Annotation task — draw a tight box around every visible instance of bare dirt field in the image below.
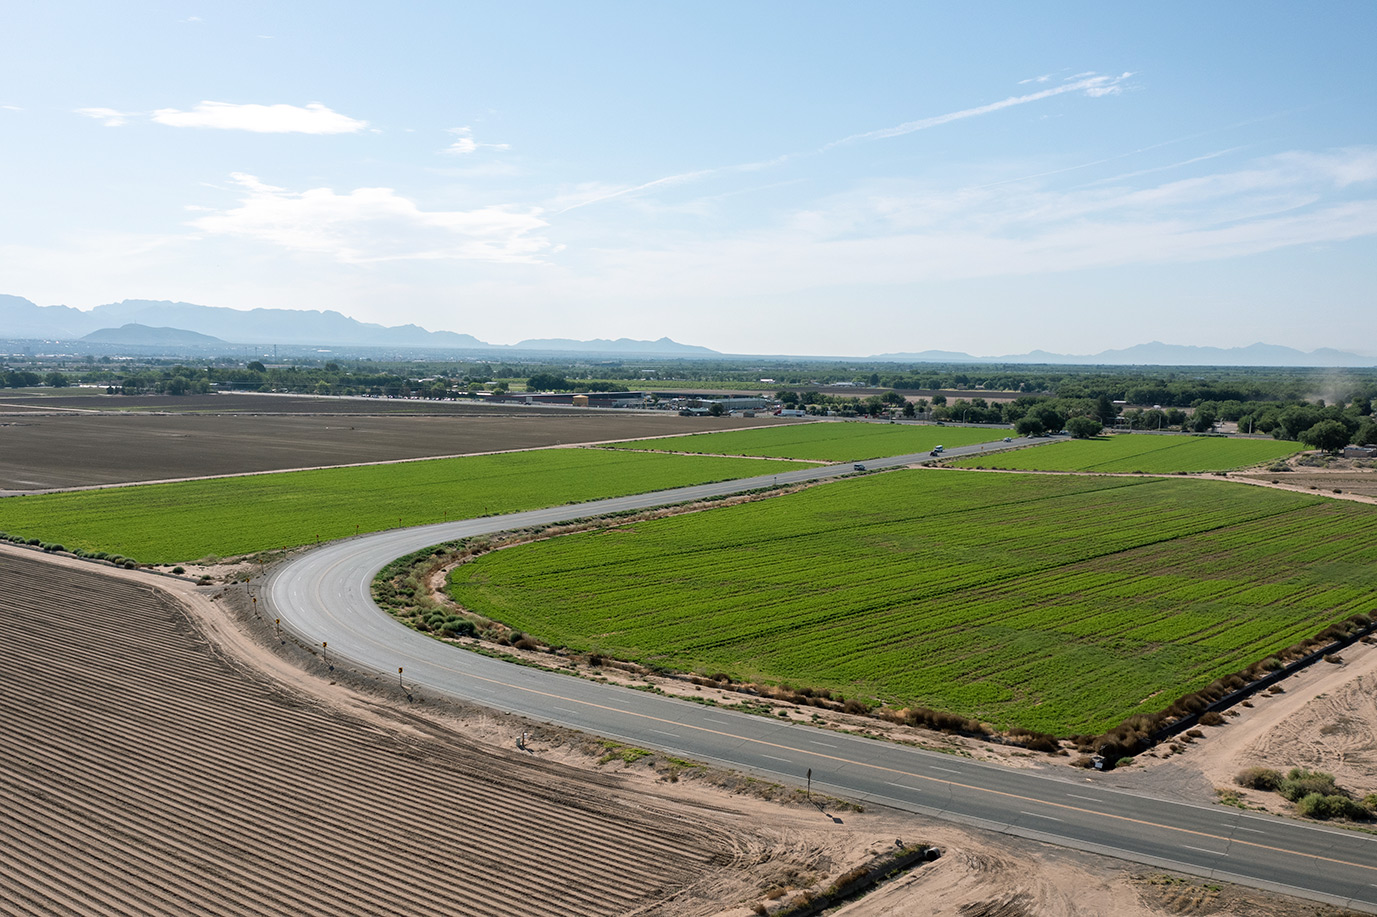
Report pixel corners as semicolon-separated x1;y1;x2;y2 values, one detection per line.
2;544;1365;917
0;545;741;916
0;392;531;414
0;395;783;491
1237;453;1377;499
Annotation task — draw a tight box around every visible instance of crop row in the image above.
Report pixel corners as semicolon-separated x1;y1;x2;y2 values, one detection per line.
0;449;799;564
602;421;998;462
949;433;1301;474
447;471;1372;734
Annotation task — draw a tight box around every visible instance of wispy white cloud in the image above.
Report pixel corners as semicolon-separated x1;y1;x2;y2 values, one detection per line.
547;147;1377;306
189;173;550;263
1;104;22;112
442;126;511;155
76;107;136;126
822;72;1131;149
558;72;1132;213
1018;73;1053;85
151;101;367;133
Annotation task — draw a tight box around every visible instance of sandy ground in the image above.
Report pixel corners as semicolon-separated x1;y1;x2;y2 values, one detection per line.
1237;453;1377;500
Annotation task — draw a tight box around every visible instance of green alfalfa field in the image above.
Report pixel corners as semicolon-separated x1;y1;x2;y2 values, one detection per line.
949;433;1302;474
448;470;1377;735
0;449;805;564
602;420;998;462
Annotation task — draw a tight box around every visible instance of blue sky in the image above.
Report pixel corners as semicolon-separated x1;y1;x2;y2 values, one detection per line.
3;2;1375;356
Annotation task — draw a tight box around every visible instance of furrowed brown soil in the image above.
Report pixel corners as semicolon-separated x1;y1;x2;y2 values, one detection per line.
0;545;736;916
0;395;782;490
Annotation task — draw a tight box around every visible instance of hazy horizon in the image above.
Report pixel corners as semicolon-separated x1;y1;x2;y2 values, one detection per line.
4;3;1375;357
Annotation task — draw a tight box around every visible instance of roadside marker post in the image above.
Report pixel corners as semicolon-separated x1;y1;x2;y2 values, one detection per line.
807;768;812;799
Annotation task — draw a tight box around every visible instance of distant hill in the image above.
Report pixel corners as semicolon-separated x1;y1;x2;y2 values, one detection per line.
0;294;715;355
82;324;225;346
4;293;1373;365
514;336;717;355
871;340;1376;368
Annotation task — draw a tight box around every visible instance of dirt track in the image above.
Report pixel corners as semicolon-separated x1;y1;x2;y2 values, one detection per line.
0;547;738;916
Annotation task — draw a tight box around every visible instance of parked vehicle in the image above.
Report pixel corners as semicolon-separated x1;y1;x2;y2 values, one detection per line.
853;463;866;471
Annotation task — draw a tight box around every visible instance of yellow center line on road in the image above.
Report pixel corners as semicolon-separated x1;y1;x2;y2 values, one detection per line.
403;645;1377;875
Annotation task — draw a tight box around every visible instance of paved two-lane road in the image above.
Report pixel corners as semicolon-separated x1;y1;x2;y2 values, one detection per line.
264;439;1377;913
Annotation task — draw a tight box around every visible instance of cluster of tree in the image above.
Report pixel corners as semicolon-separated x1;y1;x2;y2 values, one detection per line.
524;373;630;393
773;389;1114;437
2;370;48;388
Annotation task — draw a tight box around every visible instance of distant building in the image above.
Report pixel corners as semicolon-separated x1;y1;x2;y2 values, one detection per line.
1343;444;1376;459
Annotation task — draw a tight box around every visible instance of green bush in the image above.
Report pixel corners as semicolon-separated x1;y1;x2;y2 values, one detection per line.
441;619;476;638
1296;793;1368;821
1235;767;1283;791
1279;768;1340;802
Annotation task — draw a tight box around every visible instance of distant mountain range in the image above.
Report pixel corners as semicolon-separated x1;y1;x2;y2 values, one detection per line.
0;295;711;356
871;342;1377;368
2;294;1372;366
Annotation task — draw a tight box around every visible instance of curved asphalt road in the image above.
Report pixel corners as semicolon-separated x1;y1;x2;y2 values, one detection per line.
264;439;1377;913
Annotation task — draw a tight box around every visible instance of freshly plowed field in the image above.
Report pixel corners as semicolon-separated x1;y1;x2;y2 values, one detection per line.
0;403;781;491
0;548;733;916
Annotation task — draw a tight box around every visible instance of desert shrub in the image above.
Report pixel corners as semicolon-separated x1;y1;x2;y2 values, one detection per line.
121;559;137;569
1007;727;1062;753
1186;729;1204;739
843;697;872;716
1324;654;1343;664
1071;756;1094;768
1296;793;1368;821
1199;711;1226;726
1115;756;1135;768
1235;767;1283;791
514;637;540;651
899;705;986;735
172;566;185;575
1279;768;1340;802
441;619;476;638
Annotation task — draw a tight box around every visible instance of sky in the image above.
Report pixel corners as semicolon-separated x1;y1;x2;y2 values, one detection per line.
3;2;1376;357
